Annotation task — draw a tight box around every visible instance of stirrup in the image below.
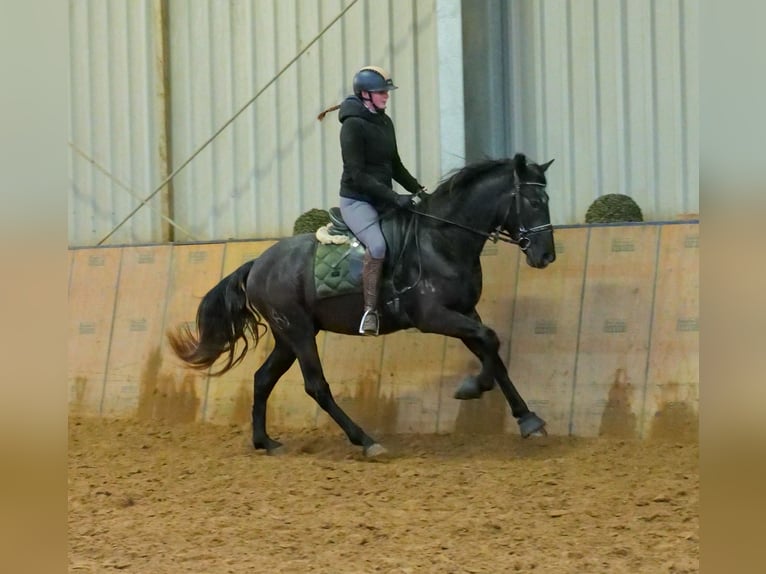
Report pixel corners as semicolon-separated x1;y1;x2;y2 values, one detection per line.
359;309;379;336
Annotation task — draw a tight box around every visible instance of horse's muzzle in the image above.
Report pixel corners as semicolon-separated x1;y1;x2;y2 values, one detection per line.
527;250;556;269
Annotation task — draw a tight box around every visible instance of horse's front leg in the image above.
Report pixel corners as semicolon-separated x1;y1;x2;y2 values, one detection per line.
415;307;546;437
453;336;496;400
438;309;496;399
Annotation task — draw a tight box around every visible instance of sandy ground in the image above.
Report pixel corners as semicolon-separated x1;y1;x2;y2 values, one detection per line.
69;417;698;573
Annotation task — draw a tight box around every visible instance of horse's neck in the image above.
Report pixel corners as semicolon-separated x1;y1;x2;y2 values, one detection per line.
424;189;500;259
431;178;503;226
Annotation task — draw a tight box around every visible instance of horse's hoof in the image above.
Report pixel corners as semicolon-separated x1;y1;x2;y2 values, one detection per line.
254;437;284;453
517;412;547;438
453;376;492;400
267;444;287;456
364;443;388;459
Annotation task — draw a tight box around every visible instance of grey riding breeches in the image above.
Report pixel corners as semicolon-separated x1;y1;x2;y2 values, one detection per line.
339;197;386;259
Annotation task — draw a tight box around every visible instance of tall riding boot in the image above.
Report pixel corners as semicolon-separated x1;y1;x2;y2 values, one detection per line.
359;251;384;335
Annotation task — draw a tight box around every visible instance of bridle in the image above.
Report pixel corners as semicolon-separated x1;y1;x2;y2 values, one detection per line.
410;171;553;251
388;170;552;300
499;171;553;250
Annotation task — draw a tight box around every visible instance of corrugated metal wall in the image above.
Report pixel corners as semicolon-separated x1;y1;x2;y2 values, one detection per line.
68;0;440;246
69;0;169;246
464;0;698;223
68;0;698;246
514;0;699;223
168;0;439;242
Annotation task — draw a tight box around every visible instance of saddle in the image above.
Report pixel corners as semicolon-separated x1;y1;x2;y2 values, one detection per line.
312;207;413;302
313;207;355;245
327;207;351;234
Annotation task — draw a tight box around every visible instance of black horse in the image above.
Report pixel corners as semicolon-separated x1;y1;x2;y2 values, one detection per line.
169;153;556;457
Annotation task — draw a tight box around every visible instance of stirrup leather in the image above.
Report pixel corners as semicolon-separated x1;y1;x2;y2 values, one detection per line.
359;308;379;335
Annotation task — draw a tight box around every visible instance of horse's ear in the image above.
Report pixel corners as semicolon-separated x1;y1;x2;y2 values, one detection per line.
512;153;528;169
539;158;555;172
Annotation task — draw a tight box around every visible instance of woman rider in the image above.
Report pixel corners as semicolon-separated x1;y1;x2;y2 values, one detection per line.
335;66;426;335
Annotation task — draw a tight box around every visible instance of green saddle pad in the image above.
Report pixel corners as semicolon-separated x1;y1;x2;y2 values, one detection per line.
314;242;366;299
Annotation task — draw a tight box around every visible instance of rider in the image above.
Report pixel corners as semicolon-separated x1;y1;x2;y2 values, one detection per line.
334;66;427;336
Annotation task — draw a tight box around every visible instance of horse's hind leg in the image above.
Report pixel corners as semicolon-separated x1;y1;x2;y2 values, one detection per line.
251;339;296;453
286;331;382;456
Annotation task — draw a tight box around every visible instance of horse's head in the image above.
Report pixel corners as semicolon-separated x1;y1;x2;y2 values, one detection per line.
423;155;556;268
502;154;556;269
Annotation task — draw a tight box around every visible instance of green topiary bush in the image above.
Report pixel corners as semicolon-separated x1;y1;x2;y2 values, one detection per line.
293;208;331;236
585;194;644;223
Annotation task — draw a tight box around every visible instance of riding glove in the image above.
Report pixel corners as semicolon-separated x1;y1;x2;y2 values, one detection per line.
394;194;413;209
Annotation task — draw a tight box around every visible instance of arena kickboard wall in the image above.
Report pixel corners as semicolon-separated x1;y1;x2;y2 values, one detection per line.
68;223;699;438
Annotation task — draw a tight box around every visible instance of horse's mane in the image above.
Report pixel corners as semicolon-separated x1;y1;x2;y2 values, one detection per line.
431;158;515;199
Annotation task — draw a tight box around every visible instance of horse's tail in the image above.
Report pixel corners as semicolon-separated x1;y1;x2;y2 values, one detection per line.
167;260;267;376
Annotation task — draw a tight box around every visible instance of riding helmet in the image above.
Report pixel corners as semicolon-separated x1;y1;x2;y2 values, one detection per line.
352;66;398;96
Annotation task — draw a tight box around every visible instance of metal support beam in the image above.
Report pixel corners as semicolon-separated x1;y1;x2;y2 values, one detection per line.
152;0;174;242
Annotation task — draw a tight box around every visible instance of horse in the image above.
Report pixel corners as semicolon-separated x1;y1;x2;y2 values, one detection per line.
168;153;556;457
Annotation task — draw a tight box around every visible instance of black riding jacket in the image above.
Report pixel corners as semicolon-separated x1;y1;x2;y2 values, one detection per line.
338;95;422;211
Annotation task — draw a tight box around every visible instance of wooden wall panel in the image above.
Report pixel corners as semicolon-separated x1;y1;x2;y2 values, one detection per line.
570;226;660;437
69;223;699;439
378;331;445;434
150;244;226;423
68;248;122;415
508;228;589;435
102;246;172;417
67;249;75;294
641;224;699;439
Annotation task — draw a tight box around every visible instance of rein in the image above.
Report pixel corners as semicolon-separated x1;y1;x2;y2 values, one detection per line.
409;176;552;251
349;172;553;301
